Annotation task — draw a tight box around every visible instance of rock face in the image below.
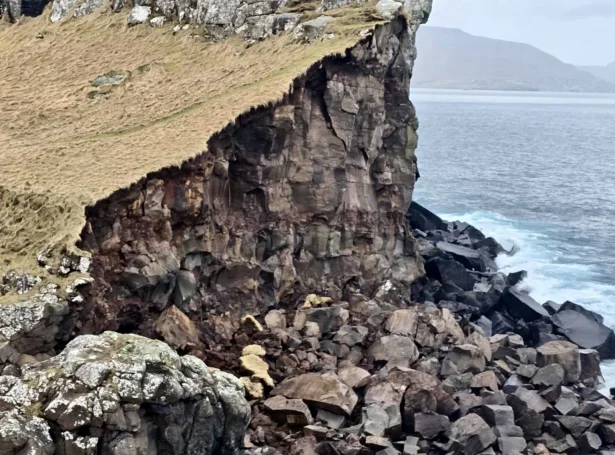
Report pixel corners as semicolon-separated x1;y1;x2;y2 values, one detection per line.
77;12;427;337
0;332;250;455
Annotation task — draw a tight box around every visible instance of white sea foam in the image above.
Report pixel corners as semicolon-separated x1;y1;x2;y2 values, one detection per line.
440;210;615;391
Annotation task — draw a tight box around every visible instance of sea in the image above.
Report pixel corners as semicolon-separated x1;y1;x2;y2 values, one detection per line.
411;88;615;388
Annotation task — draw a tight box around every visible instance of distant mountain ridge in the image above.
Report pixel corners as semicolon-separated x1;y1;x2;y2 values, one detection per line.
413;26;615;93
578;61;615;85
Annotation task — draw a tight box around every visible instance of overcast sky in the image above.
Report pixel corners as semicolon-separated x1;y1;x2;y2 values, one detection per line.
428;0;615;66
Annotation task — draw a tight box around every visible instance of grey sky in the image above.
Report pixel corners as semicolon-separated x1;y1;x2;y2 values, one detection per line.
428;0;615;66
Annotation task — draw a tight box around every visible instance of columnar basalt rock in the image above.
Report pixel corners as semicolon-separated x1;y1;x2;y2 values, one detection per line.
77;11;427;337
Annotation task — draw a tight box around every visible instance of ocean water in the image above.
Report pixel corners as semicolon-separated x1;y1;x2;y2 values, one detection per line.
411;89;615;387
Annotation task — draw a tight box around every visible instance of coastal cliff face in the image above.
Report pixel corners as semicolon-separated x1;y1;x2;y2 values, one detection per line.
76;13;425;336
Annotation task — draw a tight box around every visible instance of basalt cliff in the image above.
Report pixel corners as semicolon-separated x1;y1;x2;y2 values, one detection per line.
4;2;615;455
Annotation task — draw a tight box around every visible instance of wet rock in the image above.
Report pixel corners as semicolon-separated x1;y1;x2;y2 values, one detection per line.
413;412;450;439
367;335;419;368
272;373;357;416
552;307;615;360
407;202;447;232
536;341;581;383
425;258;477;291
436;241;496;272
500;287;550;321
579;348;601;380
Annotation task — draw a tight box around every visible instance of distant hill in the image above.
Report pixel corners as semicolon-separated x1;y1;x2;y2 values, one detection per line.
413;27;615;93
578;61;615;85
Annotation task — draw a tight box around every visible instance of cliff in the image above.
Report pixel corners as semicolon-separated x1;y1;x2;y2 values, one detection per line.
1;1;433;454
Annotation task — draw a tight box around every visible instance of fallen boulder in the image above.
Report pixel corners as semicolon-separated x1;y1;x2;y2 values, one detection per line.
536;340;581;383
500;287;550;321
272;372;358;416
408;202;447;232
552;307;615;360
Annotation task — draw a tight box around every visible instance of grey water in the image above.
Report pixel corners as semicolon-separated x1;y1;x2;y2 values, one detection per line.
411;88;615;385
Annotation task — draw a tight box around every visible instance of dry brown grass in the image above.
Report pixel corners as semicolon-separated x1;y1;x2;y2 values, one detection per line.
0;2;385;274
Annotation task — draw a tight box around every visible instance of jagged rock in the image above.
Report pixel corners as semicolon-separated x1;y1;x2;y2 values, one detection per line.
264;310;287;330
454;391;483;416
547;434;577;453
334;325;368;347
271;373;357;416
413;412;450;439
1;332;250;455
579;348;601;380
367;335;419;368
292;15;336;42
471;371;500;391
552;307;615;359
0;410;53;455
305;307;349;335
337;366;370;389
263;395;314;426
500;287;550;321
153;305;199;349
442;344;486;375
385;309;418;336
407;202;447;232
436;241;496;272
497;437;527;455
474;405;515;427
578;432;602;452
0;285;69;357
557;416;593;438
448;414;490;443
536;341;581;383
425;257;477;291
531;364;565;388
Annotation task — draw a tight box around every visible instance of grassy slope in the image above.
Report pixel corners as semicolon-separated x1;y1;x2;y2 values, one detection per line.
0;3;385;273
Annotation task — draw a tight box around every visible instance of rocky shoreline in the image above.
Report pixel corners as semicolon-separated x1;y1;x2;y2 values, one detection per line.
3;0;615;454
4;202;615;455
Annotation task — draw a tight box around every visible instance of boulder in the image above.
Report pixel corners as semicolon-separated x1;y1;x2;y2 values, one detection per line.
448;414;490;443
385;309;418;337
127;5;150;25
579;348;601;380
436;241;496;272
474;405;515;427
367;335;419;368
442;344;486;375
264;395;314;426
337;366;370;389
531;364;565;388
498;437;527;455
552;308;615;360
465;429;497;455
578;432;602;452
413;412;450;439
536;341;581;383
334;325;368;347
557;416;593;438
153;305;199;350
0;332;250;455
500;287;550;321
272;373;358;416
425;257;477;291
407;202;447;232
471;371;500;391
